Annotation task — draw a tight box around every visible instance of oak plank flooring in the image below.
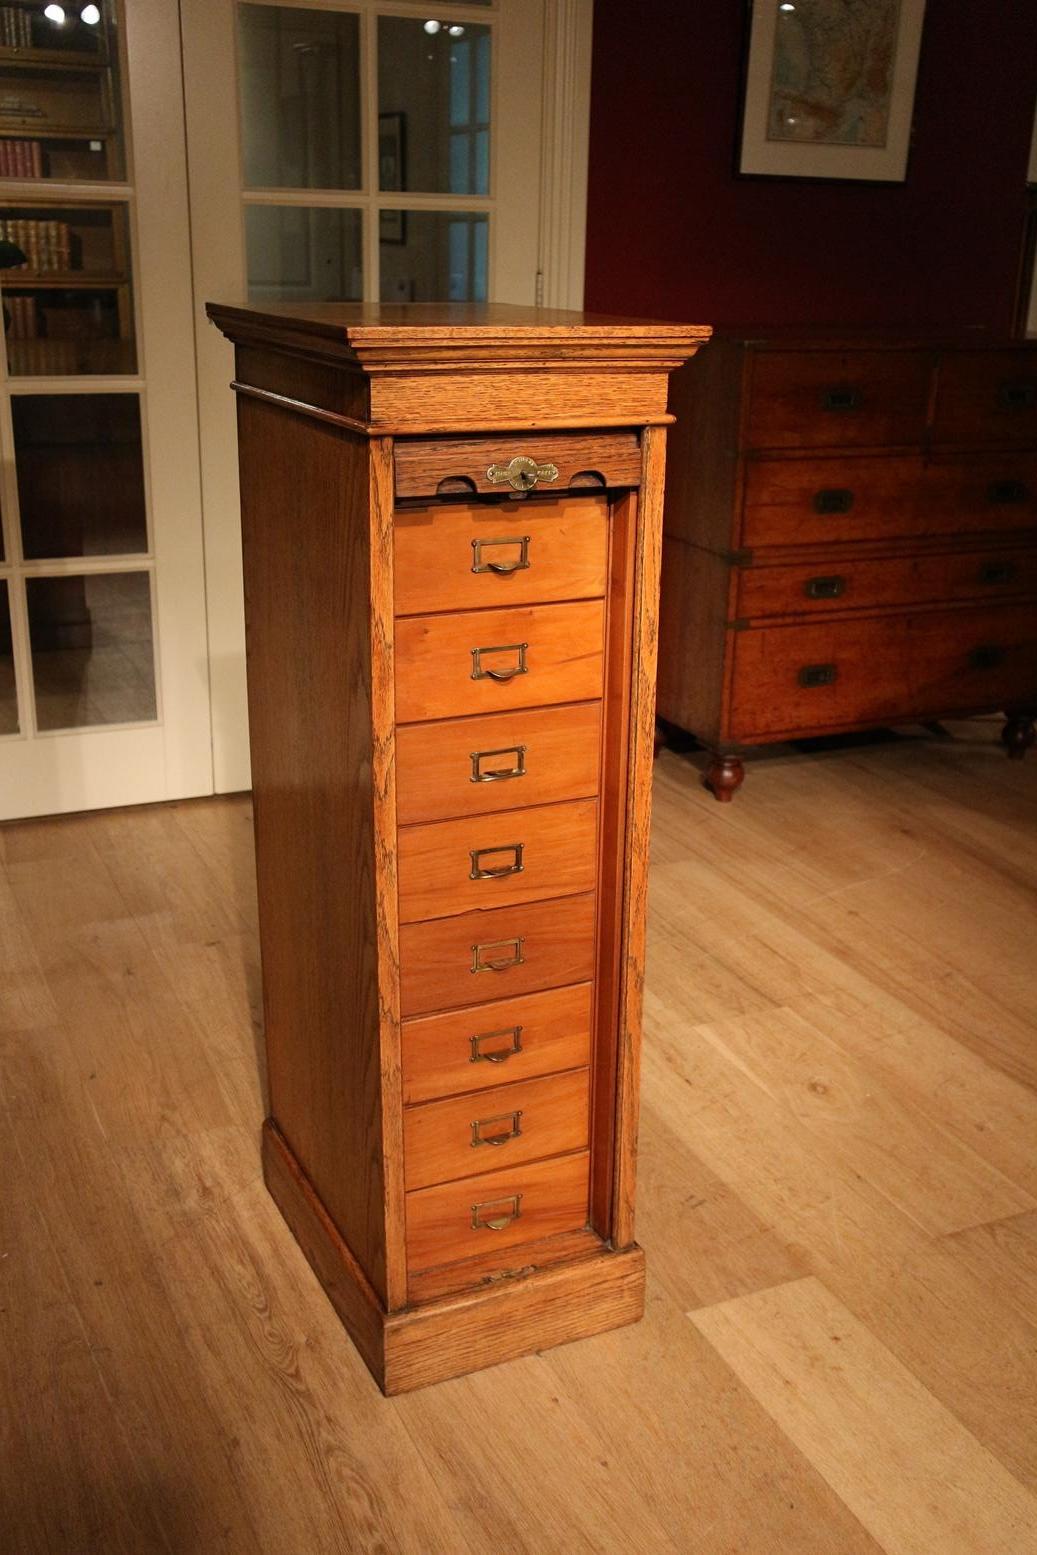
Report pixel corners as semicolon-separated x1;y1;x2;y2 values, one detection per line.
2;719;1036;1553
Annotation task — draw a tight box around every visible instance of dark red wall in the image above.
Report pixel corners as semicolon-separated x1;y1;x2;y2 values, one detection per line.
584;1;1037;332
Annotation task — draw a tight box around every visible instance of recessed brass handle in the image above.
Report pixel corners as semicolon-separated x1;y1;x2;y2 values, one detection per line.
813;487;855;514
469;1025;524;1064
804;575;846;600
471;642;528;682
798;662;837;688
469;843;524;880
470;1109;523;1148
821;386;862;412
968;644;1005;670
988;479;1029;505
486;455;559;492
997;381;1037;410
471;936;525;973
470;744;527;783
471;1193;523;1231
977;561;1016;586
471;535;531;575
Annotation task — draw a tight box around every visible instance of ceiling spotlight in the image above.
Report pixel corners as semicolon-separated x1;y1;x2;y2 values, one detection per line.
423;19;441;33
43;3;66;23
81;3;101;22
448;24;465;36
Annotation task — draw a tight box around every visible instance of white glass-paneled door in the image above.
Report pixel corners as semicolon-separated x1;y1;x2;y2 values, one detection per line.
0;0;212;820
183;0;591;793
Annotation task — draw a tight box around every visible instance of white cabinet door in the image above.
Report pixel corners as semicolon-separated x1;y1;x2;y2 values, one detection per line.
183;0;591;794
0;1;212;820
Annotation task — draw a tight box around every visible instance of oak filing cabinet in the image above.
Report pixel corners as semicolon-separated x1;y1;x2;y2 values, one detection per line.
657;330;1037;799
206;302;708;1393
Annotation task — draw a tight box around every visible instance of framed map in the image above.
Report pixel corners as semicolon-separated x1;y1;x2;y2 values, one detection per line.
739;0;927;181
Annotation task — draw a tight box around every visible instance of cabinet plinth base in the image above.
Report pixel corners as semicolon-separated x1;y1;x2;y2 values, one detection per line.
262;1120;646;1395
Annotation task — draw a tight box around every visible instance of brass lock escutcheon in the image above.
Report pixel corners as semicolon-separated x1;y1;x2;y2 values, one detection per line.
486;455;560;492
471;1193;523;1231
469;1025;524;1064
470;1109;523;1149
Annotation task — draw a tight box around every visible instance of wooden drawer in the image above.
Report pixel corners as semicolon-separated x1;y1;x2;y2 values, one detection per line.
933;349;1037;447
737;546;1037;620
741;455;1037;549
394;496;608;616
394;431;641;499
395;600;605;723
404;1068;590;1191
399;890;596;1018
397;797;598;924
406;1149;590;1273
745;350;931;451
395;701;602;826
402;982;593;1105
729;604;1037;740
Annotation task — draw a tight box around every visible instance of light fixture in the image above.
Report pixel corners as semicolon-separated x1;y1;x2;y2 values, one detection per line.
779;2;795;10
81;3;101;22
448;24;465;36
423;19;441;33
43;3;66;23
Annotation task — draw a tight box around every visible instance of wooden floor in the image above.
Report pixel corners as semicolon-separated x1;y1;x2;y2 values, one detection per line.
2;717;1036;1554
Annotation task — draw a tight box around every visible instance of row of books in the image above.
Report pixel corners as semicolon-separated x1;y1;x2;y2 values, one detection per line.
0;217;72;272
0;8;33;50
5;292;35;337
0;139;42;178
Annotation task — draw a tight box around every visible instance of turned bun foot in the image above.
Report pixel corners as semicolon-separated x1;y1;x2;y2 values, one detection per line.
1002;713;1036;761
705;753;744;802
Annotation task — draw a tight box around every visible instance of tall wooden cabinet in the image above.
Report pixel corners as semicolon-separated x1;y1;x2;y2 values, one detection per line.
658;330;1037;799
207;301;707;1393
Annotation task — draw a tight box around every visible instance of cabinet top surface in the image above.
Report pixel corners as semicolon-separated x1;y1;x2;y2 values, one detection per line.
206;299;710;360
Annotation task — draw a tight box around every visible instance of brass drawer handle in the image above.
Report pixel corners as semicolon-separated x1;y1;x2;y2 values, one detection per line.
977;561;1016;586
798;662;837;688
471;936;525;974
471;642;528;682
470;744;527;783
821;386;862;412
968;644;1005;671
471;1193;523;1231
486;455;559;492
469;842;524;880
804;575;846;600
470;1109;523;1149
997;381;1037;411
988;479;1029;505
469;1025;524;1064
813;487;855;514
471;535;531;575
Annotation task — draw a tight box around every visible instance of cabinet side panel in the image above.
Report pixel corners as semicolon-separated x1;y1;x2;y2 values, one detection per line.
663;341;745;549
237;394;388;1303
656;537;731;743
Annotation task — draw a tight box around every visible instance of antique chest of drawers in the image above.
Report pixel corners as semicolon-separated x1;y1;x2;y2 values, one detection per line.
206;302;707;1392
657;330;1037;799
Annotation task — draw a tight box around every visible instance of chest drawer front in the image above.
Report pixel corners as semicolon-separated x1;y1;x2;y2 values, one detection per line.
406;1149;589;1273
396;701;601;826
394;432;641;500
745;350;931;451
397;797;598;924
403;1068;589;1192
737;547;1037;620
933;350;1037;447
399;890;596;1018
402;982;593;1105
729;605;1037;740
395;600;605;723
394;496;608;616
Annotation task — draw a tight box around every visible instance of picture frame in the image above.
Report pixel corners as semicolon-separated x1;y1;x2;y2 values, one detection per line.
378;111;406;244
738;0;927;183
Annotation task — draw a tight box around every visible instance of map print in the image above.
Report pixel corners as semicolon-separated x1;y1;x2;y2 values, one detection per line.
767;0;900;147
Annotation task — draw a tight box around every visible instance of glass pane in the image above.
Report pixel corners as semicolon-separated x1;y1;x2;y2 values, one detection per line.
380;211;488;302
27;570;156;731
0;1;125;181
0;580;16;734
0;200;136;376
238;5;360;190
13;393;147;560
245;204;362;303
378;18;491;195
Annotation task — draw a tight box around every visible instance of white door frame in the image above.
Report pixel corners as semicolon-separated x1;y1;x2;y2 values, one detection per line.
182;0;592;793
